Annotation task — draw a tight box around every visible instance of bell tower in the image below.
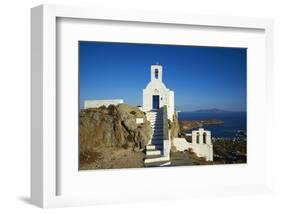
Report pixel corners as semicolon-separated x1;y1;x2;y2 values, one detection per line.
150;64;163;82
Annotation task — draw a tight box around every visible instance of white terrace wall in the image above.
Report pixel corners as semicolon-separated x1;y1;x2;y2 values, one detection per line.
84;99;124;109
173;128;213;161
168;90;174;121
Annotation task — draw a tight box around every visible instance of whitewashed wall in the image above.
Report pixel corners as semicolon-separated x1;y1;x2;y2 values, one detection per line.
84;99;123;109
173;128;213;161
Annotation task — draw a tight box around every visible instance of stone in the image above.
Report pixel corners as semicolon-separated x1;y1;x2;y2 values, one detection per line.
79;104;152;156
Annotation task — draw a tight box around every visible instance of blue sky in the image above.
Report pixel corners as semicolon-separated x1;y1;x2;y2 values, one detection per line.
79;41;246;112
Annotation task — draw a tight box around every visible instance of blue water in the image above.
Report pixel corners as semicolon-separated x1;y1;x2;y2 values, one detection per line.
178;112;247;138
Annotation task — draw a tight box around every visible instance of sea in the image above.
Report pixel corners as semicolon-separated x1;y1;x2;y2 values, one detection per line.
178;112;247;138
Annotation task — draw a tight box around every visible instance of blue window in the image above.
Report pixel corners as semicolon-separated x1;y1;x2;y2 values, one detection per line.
155;69;159;79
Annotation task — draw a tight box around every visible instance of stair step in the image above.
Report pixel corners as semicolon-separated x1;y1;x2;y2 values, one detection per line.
151;128;163;130
152;135;163;139
152;137;164;140
152;135;163;138
149;121;163;124
151;129;163;131
146;150;161;156
144;156;170;163
145;161;171;167
146;144;163;150
152;128;163;131
152;127;162;130
150;140;164;145
152;128;162;131
150;123;163;127
152;131;163;134
151;124;163;128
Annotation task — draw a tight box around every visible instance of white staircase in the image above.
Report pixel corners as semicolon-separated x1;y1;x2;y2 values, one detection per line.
144;110;171;167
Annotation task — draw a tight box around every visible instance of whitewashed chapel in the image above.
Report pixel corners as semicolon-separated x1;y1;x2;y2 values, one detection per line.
142;64;213;166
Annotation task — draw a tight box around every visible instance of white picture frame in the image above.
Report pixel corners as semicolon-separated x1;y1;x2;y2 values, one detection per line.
31;4;274;208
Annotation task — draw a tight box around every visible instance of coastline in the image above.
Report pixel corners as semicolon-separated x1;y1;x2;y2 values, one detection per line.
180;119;224;131
177;111;246;138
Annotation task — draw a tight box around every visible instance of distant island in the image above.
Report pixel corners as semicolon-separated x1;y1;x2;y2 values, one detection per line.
180;119;224;131
192;108;245;113
193;108;229;113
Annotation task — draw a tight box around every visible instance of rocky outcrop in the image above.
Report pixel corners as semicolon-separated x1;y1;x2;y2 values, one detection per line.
79;104;152;159
169;114;180;152
169;114;180;139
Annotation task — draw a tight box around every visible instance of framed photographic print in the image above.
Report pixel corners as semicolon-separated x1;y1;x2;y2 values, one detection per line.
31;4;274;208
78;41;247;170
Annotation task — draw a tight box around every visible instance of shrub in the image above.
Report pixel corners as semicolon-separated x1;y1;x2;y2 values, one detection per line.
130;110;137;115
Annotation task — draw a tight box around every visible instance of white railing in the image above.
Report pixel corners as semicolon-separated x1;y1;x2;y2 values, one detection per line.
162;106;170;159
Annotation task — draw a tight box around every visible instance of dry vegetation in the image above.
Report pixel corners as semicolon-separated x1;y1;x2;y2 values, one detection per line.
80;147;145;170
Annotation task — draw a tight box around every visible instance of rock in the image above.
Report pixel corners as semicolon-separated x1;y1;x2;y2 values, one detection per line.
79;104;152;156
170;114;180;139
122;119;137;131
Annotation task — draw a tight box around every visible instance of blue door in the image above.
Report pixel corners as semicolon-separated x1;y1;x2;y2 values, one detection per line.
152;95;160;109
